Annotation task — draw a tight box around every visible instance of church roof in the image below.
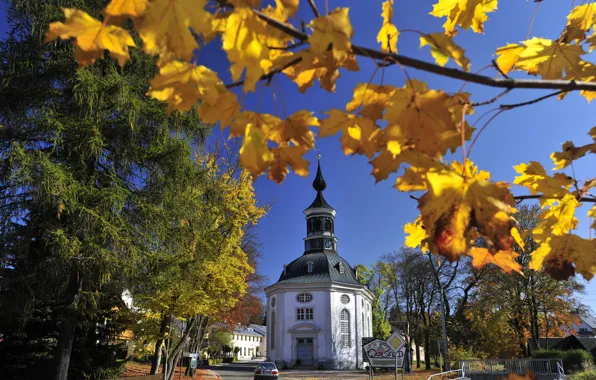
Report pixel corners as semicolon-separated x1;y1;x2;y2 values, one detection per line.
305;191;333;210
276;252;360;285
305;156;334;211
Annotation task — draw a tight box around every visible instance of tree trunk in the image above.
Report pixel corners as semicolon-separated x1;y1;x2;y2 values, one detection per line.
151;314;172;374
424;329;431;370
415;340;421;368
166;317;198;380
54;264;82;380
185;315;205;377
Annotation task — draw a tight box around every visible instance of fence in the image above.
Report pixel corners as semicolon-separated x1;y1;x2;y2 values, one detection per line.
108;375;162;380
459;358;564;380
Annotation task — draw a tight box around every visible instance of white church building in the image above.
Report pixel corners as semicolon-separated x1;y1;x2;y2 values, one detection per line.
264;158;374;369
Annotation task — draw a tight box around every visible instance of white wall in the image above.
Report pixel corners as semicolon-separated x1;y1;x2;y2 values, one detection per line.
232;333;263;359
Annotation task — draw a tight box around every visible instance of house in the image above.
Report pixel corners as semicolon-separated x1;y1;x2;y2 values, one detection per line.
232;325;266;360
264;158;374;369
528;335;596;360
573;314;596;337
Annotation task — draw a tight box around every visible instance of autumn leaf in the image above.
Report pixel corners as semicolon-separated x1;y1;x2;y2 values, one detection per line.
417;160;516;261
404;216;429;252
260;1;296;60
510;226;525;250
383;80;465;158
589;206;596;230
198;84;241;129
148;61;221;113
240;124;274;179
469;247;522;275
496;38;585;79
531;234;596;280
563;3;596;42
532;194;580;245
45;8;135;67
395;166;429;191
513;161;573;200
222;8;272;92
309;8;353;61
279;50;359;93
550;127;596;169
268;145;310;183
377;0;399;53
319;109;382;158
137;0;212;61
420;32;470;71
230;112;281;139
345;83;396;121
263;110;318;148
504;370;538;380
104;0;147;17
430;0;498;36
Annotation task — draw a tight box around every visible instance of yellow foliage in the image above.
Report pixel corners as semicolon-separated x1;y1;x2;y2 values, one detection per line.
430;0;498;36
104;0;147;17
420;33;470;71
309;8;353;62
377;0;399;53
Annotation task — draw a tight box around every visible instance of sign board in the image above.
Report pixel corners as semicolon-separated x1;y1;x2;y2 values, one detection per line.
190;357;197;369
183;352;199;358
362;331;408;369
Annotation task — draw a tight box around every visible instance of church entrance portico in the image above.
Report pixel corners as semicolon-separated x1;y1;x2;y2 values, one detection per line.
296;338;314;365
289;323;320;367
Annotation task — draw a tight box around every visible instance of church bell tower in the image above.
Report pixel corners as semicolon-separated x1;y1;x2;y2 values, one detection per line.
303;156;337;254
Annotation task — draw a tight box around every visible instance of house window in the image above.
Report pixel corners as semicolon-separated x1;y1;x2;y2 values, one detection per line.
339;262;345;274
297;293;313;303
340;309;350;347
271;311;276;349
271;297;276;307
307;261;314;273
297;308;314;320
340;294;350;304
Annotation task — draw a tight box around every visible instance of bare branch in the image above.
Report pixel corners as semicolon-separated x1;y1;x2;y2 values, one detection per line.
239;10;596;93
514;194;596;203
226;56;303;89
472;89;511;107
500;90;567;110
307;0;321;18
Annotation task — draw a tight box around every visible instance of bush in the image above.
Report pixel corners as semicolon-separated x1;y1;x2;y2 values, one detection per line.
532;349;594;373
449;345;485;368
222;357;234;363
569;368;596;380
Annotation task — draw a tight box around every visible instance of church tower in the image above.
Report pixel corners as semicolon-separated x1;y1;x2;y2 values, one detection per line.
264;157;374;370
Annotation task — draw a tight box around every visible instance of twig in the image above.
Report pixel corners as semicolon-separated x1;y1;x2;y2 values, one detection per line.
472;89;511;107
514;194;596;203
499;90;567;110
226;56;303;89
268;41;306;50
242;10;596;92
307;0;321;18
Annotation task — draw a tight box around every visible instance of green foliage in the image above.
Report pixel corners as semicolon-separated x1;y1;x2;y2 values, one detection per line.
448;345;485;368
569;368;596;380
532;349;594;373
355;263;391;339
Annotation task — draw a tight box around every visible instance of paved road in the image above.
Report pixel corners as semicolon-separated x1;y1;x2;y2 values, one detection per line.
211;362;372;379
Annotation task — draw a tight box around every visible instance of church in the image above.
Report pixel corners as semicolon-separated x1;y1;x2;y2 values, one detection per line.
264;158;374;369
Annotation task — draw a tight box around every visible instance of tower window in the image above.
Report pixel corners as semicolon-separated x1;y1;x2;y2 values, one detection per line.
307;261;314;273
340;309;350;347
313;218;322;231
340;294;350;304
324;219;332;231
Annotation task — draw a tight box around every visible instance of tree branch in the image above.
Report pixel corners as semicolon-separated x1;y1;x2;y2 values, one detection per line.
500;90;567;110
240;10;596;92
514;194;596;203
307;0;321;18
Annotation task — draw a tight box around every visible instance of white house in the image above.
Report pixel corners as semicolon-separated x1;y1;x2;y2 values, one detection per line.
572;314;596;337
264;158;374;369
232;325;265;360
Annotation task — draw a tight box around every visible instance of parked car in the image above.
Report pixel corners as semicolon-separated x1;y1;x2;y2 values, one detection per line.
253;362;279;380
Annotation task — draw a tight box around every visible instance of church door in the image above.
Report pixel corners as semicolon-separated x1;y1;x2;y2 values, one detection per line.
296;338;313;366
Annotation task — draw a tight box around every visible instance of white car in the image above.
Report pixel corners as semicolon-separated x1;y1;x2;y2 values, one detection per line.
253;362;279;379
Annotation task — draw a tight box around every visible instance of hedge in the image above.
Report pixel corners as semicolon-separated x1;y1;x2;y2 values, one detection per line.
532;349;594;373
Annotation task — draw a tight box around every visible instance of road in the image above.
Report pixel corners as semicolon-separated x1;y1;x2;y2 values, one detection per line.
211;361;372;379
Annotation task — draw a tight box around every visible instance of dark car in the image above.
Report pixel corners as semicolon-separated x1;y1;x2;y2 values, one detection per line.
253;362;279;380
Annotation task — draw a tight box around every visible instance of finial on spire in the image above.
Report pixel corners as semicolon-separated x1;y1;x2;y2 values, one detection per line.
312;153;327;192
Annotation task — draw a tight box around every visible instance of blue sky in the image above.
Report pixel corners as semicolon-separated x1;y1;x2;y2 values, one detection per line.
1;0;594;312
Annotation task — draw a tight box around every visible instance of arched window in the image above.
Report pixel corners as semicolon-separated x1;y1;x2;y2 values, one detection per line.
324;219;331;231
271;311;276;349
340;309;350;347
307;261;314;273
313;218;322;231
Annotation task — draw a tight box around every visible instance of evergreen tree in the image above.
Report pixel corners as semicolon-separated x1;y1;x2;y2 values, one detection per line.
0;0;207;378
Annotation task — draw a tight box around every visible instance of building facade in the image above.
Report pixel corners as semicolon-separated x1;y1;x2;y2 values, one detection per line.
232;325;266;360
264;158;374;369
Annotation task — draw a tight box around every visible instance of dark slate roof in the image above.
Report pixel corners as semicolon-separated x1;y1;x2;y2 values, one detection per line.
581;314;596;328
305;191;334;210
234;325;264;337
312;159;327;192
277;252;360;285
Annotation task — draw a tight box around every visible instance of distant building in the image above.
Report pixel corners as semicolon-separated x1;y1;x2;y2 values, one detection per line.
264;158;374;369
573;314;596;337
232;325;266;360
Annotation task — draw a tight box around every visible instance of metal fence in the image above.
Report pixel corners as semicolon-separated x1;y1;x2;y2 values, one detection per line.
108;375;162;380
460;358;564;377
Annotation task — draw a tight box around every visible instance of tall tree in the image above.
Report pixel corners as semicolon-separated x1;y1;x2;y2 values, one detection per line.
355;263;391;339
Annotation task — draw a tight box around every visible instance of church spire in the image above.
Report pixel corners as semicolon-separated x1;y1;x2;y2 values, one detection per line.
312;153;327;192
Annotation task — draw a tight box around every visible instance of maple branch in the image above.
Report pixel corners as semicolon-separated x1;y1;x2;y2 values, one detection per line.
472;89;511;107
248;10;596;92
307;0;321;18
500;90;567;110
513;194;596;203
226;56;303;89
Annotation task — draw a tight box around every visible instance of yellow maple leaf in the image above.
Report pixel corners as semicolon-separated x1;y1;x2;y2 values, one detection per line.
510;226;525;250
260;2;296;60
278;50;359;93
268;145;310;183
345;83;396;121
104;0;147;17
513;161;573;200
469;247;522;275
404;216;429;252
377;0;399;53
430;0;498;36
319;109;382;158
536;194;580;238
383;80;463;158
263;110;318;148
222;7;272;92
531;234;596;280
137;0;212;61
418;160;516;261
563;3;596;42
148;61;221;113
198;84;241;129
278;0;299;18
497;38;585;80
230;112;281;139
309;8;353;61
550;127;596;169
240;124;274;179
420;32;470;71
589;205;596;230
45;8;135;67
395;166;429;191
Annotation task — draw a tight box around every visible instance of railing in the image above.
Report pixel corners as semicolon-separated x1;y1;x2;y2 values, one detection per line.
459;358;564;377
556;362;565;379
427;369;465;380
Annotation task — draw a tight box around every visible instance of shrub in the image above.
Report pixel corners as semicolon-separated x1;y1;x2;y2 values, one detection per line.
449;345;485;368
532;349;594;373
569;368;596;380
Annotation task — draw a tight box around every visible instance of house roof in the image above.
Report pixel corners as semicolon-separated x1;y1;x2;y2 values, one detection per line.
581;314;596;329
233;325;264;337
276;252;361;285
249;324;266;336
